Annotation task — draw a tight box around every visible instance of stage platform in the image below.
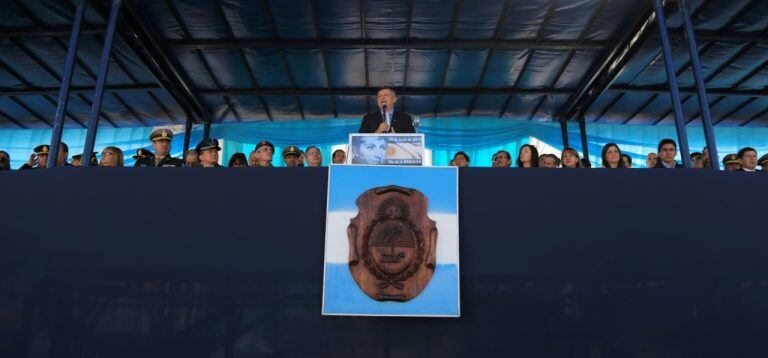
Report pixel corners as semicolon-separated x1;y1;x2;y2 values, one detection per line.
1;168;767;357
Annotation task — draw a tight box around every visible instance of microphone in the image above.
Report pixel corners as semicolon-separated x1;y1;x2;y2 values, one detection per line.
382;103;391;132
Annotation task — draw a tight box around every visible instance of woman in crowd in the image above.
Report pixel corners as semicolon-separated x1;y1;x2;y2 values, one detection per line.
228;153;248;167
516;144;539;168
332;149;346;164
561;147;582;168
601;143;625;168
99;147;124;167
305;146;323;167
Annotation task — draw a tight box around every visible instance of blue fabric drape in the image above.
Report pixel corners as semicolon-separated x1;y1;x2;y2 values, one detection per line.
2;118;767;169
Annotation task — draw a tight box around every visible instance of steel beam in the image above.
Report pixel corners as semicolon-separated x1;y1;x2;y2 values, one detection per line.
81;0;122;167
9;84;768;98
183;117;192;154
608;85;768;98
102;0;212;124
166;38;609;51
47;1;85;168
679;0;719;170
579;116;589;160
654;0;691;168
0;25;107;37
198;87;574;96
560;120;569;148
0;84;159;96
556;1;655;122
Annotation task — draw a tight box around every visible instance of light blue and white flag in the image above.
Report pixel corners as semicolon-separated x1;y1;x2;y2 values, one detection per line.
322;165;460;317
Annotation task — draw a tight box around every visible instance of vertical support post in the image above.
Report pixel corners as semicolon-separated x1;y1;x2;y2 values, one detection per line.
81;0;122;167
47;1;86;168
203;120;211;139
560;119;570;148
183;117;193;154
653;0;691;167
578;115;589;160
679;0;719;170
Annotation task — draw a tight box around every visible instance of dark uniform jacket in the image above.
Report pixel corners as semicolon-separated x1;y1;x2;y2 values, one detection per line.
358;111;415;133
20;162;73;170
134;156;184;168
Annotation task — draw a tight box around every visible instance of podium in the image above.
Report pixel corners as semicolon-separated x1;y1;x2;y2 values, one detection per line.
347;133;425;166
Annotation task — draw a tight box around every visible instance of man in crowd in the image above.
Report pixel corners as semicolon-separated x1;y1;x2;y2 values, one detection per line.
283;145;301;167
20;143;71;169
702;146;711;168
251;140;274;167
722;153;740;172
492;150;511;168
183;149;199;167
653;139;683;168
0;151;10;171
305;146;323;167
196;138;222;168
452;152;470;167
298;150;306;167
358;88;415;133
21;145;49;169
72;152;97;167
72;154;83;167
621;154;632;168
134;129;184;167
737;147;758;172
690;152;704;169
332;149;346;164
759;153;768;171
645;152;658;168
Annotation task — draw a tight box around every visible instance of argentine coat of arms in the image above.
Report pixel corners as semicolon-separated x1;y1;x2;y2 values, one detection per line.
347;185;438;302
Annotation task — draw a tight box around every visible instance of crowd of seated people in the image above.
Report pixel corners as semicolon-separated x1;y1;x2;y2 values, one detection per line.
2;128;767;172
449;138;766;172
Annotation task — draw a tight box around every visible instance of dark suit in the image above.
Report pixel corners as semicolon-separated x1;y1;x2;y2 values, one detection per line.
358;111;415;133
653;160;684;168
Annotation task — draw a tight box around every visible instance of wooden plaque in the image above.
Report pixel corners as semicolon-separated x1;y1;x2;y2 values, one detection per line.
347;185;438;302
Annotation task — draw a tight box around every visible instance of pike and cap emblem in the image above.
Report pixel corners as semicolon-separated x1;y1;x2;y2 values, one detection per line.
347;185;437;302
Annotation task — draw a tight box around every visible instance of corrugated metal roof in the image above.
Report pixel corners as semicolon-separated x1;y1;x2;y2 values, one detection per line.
0;0;767;129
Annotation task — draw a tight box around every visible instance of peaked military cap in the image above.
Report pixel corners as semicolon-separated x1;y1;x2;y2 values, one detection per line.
132;148;155;160
758;153;768;167
72;152;97;160
149;128;174;142
722;153;740;165
255;140;274;152
33;145;49;155
195;138;221;153
282;145;301;158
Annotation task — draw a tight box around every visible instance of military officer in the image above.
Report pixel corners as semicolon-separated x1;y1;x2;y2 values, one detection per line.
196;138;222;168
20;143;72;169
250;140;275;167
283;145;301;167
20;145;50;169
134;128;184;167
759;153;768;172
722;153;740;172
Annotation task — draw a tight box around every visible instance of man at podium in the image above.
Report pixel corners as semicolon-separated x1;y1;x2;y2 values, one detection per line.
358;88;415;133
